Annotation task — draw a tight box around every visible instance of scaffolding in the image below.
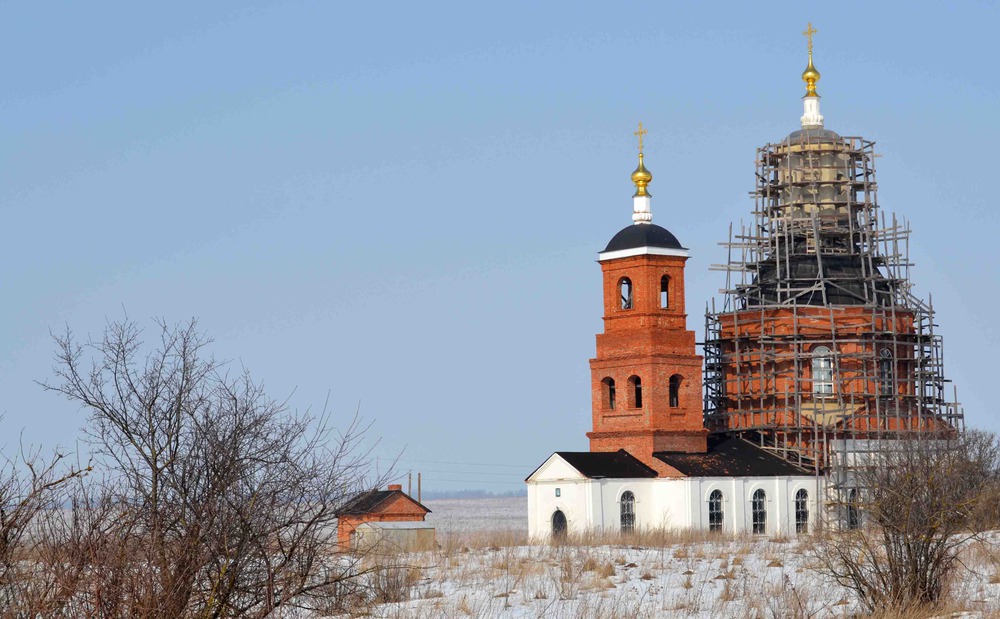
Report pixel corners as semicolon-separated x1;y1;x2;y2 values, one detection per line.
703;129;963;506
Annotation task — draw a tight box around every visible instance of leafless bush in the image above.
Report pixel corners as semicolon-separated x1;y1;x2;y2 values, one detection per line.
547;546;586;600
367;564;416;604
0;440;87;618
761;574;829;619
814;430;1000;613
36;318;383;618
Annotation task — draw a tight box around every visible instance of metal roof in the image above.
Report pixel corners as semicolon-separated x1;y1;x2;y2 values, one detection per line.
603;223;684;253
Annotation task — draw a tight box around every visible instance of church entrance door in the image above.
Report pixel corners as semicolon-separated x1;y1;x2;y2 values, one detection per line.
552;509;567;538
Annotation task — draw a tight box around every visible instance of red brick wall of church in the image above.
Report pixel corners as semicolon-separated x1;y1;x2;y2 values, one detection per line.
712;306;943;465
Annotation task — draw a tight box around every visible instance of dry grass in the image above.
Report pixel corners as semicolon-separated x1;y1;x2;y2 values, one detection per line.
436;528;527;554
540;527;746;549
862;600;997;619
346;528;1000;619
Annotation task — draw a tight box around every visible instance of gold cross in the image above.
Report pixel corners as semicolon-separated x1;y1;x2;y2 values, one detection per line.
803;22;817;54
634;122;648;155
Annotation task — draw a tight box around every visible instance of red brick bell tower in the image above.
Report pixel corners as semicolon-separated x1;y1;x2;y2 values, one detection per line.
587;129;706;475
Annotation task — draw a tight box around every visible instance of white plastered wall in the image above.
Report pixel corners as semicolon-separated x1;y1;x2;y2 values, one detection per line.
526;454;587;539
527;455;821;539
692;477;820;535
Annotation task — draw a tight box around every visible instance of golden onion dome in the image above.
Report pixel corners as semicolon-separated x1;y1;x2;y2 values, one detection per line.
631;153;652;197
802;54;821;97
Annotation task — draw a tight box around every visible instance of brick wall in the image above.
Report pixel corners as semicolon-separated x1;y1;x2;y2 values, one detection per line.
588;252;707;472
336;491;428;551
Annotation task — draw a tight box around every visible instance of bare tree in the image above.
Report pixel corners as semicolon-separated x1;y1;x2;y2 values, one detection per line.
0;437;88;618
814;430;1000;612
40;318;384;618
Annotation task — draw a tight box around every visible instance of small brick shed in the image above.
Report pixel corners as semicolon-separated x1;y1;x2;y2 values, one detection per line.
335;484;432;551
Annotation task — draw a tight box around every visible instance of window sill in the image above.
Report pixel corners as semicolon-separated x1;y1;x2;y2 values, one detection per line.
604;412;642;420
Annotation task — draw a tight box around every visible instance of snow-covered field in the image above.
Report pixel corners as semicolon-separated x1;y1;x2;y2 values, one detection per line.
423;497;526;534
340;497;1000;618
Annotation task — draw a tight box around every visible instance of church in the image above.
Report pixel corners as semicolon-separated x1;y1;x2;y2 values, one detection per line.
526;25;962;538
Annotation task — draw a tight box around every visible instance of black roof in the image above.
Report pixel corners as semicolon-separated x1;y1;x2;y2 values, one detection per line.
603;223;684;253
530;449;658;480
335;489;431;516
654;438;811;477
752;250;892;307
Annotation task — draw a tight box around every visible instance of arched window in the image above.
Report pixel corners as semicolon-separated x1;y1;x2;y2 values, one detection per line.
552;509;567;539
660;275;670;309
619;277;633;310
708;490;723;532
847;488;861;530
812;346;834;396
627;375;642;408
795;489;809;534
602;377;616;409
669;374;682;408
620;491;635;534
751;489;767;534
879;348;895;397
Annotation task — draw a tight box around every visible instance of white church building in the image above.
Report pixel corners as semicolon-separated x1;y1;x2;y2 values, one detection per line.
527;444;818;538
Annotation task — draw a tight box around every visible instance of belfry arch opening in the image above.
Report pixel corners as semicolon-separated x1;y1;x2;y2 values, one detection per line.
601;377;616;409
627;375;642;409
669;374;682;408
660;275;670;309
619;277;633;310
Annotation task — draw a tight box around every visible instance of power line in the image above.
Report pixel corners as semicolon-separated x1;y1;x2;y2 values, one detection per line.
397;467;526;478
422;478;526;486
390;457;533;469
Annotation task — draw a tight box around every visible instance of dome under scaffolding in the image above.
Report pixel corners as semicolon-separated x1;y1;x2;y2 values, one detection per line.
702;25;962;505
703;125;963;479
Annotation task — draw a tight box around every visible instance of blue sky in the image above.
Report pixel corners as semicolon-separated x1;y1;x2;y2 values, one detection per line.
1;2;997;493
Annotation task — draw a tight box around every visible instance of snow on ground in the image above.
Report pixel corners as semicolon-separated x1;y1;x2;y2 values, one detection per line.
423;497;526;534
333;497;1000;619
355;538;1000;618
364;537;838;618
